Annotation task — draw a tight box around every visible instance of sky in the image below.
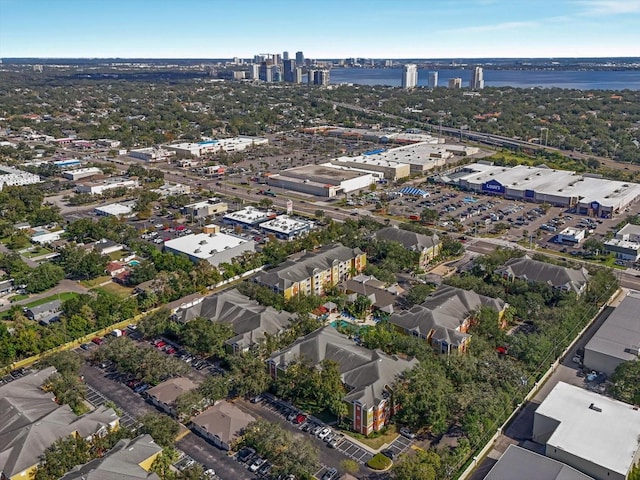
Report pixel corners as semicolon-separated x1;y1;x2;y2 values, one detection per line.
1;0;639;59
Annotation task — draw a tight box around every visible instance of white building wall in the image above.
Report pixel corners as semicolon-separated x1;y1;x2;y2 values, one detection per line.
340;174;375;193
546;445;625;480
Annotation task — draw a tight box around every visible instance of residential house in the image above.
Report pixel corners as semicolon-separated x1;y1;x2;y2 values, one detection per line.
485;445;594;480
60;434;162;480
583;289;640;377
255;243;366;299
0;367;119;480
93;238;125;256
0;278;14;295
267;326;418;435
191;401;256;451
24;299;62;326
373;227;441;269
172;288;293;354
389;285;506;354
105;261;128;277
533;381;640;480
495;256;589;296
146;377;199;417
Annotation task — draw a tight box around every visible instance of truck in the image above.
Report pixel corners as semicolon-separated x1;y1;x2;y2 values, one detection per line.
112;328;123;337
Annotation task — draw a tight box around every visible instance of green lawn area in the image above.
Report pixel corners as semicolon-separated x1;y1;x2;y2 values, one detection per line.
95;282;133;298
342;424;400;450
106;250;125;261
8;293;29;302
23;246;53;258
80;275;112;288
23;292;79;308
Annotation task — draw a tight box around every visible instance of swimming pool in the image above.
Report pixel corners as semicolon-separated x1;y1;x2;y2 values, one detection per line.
128;260;140;266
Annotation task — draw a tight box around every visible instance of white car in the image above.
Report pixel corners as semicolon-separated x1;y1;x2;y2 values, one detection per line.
249;457;265;473
317;428;332;440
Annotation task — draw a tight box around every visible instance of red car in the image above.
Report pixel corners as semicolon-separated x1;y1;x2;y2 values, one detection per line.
91;337;104;345
155;341;166;349
165;347;176;355
293;414;307;424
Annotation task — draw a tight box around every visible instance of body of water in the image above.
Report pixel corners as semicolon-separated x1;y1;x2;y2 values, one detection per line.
328;67;640;90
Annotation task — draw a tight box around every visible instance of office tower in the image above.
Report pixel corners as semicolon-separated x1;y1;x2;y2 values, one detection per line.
259;62;272;82
283;59;295;82
385;59;393;67
270;65;281;82
249;63;260;80
401;64;418;89
448;77;462;88
253;54;265;64
308;69;316;84
275;54;282;65
470;66;484;90
283;51;289;61
428;71;438;89
295;51;304;65
293;67;303;84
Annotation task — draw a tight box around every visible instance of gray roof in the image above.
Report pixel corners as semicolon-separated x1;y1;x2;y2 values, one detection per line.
389;285;505;347
191;401;256;445
496;256;589;294
340;279;396;313
485;445;594;480
373;227;440;252
173;288;294;350
584;289;640;362
146;377;198;406
0;367;119;478
256;243;363;292
269;326;418;408
26;299;62;319
60;435;161;480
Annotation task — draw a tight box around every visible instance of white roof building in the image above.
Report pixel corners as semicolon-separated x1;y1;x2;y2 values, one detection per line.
165;137;268;157
62;167;103;181
533;381;640;480
260;215;313;239
163;232;255;266
76;178;139;195
222;207;273;228
94;203;135;217
0;166;42;190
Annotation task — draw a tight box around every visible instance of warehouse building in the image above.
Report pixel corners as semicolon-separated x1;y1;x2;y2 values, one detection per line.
260;215;313;240
76;177;139;195
444;163;640;217
163;232;254;266
268;164;375;198
62;167;103;180
165;137;268;158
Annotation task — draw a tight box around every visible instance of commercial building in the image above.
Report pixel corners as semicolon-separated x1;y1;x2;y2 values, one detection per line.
583;289;640;376
0;367;119;480
604;223;640;261
402;64;418;89
495;256;589;296
389;285;506;354
485;445;594;480
268;164;375;198
268;326;418;435
373;227;441;269
444;163;640;217
557;227;586;244
76;177;139;195
448;77;462;88
0;166;41;190
470;66;485;89
163;232;254;267
96;139;122;148
183;199;228;219
128;147;172;162
164;137;267;158
151;182;191;197
94;202;135;217
329;155;410;181
255;243;366;299
60;434;162;480
428;71;438;89
191;401;256;451
260;215;313;240
222;206;274;229
62;167;103;180
532;381;640;480
173;288;294;354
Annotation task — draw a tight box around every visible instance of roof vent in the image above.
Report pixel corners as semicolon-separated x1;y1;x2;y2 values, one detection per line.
589;403;602;412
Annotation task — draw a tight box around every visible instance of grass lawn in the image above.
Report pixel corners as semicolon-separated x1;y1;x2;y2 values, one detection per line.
8;293;29;302
95;282;133;297
23;292;79;308
107;250;125;261
342;424;399;450
80;275;112;288
23;246;53;258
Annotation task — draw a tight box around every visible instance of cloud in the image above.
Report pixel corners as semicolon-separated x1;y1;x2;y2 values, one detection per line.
574;0;640;15
441;21;539;34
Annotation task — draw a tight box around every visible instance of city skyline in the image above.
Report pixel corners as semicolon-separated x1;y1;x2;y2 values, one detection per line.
1;0;639;59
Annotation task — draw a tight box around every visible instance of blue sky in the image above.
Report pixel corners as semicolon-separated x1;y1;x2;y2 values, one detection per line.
1;0;639;58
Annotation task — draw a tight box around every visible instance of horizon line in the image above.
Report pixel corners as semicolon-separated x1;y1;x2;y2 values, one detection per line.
2;56;640;61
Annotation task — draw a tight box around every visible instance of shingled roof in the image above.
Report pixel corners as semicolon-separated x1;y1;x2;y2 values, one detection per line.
373;227;440;252
255;243;363;292
173;288;293;350
269;326;418;408
496;256;589;294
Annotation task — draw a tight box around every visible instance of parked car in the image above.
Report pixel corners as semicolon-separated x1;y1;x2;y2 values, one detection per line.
328;436;343;448
293;414;307;424
318;428;332;440
237;447;255;463
249;457;265;473
321;467;338;480
400;427;416;439
250;394;264;404
381;449;395;460
91;337;104;345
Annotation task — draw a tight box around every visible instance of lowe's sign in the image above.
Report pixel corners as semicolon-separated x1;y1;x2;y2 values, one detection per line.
482;179;505;194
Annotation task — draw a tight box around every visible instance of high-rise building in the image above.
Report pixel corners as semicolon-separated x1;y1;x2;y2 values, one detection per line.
295;51;304;65
448;77;462;88
275;54;282;65
283;51;289;61
428;71;438;89
308;69;316;84
271;65;281;82
293;67;303;84
314;69;330;86
470;66;484;90
249;64;260;80
401;64;418;90
283;59;296;82
259;62;272;82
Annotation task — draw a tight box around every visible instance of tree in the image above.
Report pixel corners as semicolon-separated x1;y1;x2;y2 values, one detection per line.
228;353;271;398
392;450;441;480
180;317;233;357
609;360;640;405
138;413;180;447
150;447;180;479
420;208;439;224
583;237;604;255
198;374;230;403
175;389;205;421
406;283;435;306
340;459;360;475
